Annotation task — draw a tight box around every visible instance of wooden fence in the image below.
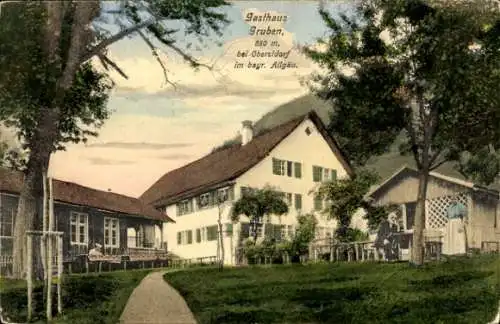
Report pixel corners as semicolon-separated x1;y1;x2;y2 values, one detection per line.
0;254;219;277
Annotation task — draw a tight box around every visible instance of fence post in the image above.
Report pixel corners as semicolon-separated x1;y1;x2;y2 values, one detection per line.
47;236;53;321
57;235;63;314
27;234;33;323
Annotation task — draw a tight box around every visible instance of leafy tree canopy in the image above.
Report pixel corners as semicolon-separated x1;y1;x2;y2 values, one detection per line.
0;0;230;153
231;186;289;224
305;0;500;185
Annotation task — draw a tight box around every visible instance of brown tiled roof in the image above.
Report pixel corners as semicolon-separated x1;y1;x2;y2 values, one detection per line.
140;111;354;207
0;168;173;222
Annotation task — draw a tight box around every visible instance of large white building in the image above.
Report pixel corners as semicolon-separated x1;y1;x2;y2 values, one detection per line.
140;111;367;264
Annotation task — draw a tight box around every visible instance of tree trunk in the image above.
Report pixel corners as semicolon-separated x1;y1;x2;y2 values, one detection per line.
12;158;47;279
217;219;224;271
411;169;430;266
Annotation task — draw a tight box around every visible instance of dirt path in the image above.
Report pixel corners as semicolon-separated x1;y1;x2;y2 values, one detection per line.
119;270;197;324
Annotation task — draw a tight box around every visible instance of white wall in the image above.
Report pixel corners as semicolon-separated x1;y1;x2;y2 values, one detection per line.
163;118;365;264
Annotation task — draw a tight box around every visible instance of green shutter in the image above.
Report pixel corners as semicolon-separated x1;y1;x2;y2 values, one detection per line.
295;194;302;210
287;161;293;177
196;229;201;243
177;232;181;245
294;162;302;178
314;195;323;211
313;166;322;182
187;230;193;244
272;158;280;175
225;223;233;236
331;169;337;181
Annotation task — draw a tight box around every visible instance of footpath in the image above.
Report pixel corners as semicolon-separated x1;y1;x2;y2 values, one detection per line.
119;270;197;324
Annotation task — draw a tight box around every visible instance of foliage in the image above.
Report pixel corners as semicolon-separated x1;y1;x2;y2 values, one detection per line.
316;169;381;241
290;213;318;256
344;228;370;242
0;0;232;278
0;4;113;152
166;255;500;324
304;0;500;264
231;186;289;241
304;0;500;179
0;269;152;323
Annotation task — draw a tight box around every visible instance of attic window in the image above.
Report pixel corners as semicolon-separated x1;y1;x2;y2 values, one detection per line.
305;127;311;135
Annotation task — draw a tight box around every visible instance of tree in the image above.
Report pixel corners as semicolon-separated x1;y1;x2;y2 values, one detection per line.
290;213;318;260
316;169;380;241
231;187;289;242
304;0;500;265
0;1;230;279
215;192;230;271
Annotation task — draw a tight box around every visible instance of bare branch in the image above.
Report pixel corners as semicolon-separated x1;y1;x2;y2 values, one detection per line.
137;30;176;89
163;41;213;70
429;158;449;171
98;54;129;79
428;148;443;167
81;19;155;63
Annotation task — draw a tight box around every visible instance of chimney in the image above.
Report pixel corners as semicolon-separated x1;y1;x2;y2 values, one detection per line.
241;120;253;145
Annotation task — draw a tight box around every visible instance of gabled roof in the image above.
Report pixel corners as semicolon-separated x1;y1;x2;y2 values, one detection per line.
0;168;173;222
366;165;500;200
140;110;353;207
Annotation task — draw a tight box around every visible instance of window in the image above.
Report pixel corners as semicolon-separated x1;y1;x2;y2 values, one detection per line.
286;193;293;206
218;186;234;203
294;194;302;210
196;229;201;243
294;162;302;179
313;166;323;182
324;168;330;181
104;217;119;248
279;225;286;241
331;169;337;181
178;230;193;245
405;202;416;230
198;193;211;208
206;225;218;241
287;225;294;238
177;199;193;216
314;195;323;211
0;208;14;237
287;161;293;177
272;158;285;175
70;212;88;245
305;127;312;135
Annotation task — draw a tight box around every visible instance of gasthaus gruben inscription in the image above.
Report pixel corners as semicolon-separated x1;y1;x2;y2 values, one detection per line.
233;11;299;71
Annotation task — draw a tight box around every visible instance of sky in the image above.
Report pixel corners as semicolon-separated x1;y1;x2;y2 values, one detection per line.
44;1;356;197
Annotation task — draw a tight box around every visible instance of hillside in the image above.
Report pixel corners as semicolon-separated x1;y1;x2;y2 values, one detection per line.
217;94;499;190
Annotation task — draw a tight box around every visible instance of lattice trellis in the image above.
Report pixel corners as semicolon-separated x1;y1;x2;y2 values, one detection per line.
426;193;469;229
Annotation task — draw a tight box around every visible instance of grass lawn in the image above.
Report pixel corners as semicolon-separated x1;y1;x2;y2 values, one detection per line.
165;256;500;324
0;269;152;323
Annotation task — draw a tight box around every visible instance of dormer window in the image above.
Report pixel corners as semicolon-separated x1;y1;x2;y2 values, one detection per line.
218;187;230;202
198;193;211;208
177;199;194;216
